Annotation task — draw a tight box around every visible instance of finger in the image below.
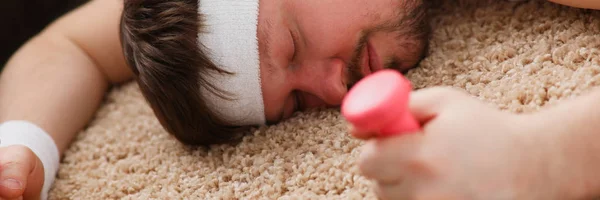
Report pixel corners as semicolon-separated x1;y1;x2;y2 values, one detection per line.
0;148;28;199
348;124;376;140
2;196;24;200
409;87;469;124
374;180;414;200
375;180;462;200
23;155;43;200
0;146;40;200
358;133;425;183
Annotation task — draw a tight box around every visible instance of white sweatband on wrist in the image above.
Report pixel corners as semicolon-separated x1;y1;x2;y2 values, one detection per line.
0;120;60;200
197;0;266;126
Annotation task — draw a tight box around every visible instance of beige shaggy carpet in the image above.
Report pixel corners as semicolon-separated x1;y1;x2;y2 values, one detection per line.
49;1;600;199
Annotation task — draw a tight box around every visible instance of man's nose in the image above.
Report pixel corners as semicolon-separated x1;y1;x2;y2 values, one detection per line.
295;58;348;106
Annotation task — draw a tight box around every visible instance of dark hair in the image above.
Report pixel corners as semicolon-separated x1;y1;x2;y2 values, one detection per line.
120;0;249;146
119;0;433;146
400;0;433;66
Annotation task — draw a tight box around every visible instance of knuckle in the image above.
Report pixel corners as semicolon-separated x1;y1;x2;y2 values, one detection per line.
1;159;24;169
8;145;33;153
357;157;375;178
420;86;472;107
411;151;440;177
415;86;465;102
373;184;387;200
408;157;432;176
433;86;466;98
0;145;35;164
358;159;379;179
357;143;380;178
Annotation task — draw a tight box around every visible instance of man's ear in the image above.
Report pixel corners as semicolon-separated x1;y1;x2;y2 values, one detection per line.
433;0;494;8
547;0;600;10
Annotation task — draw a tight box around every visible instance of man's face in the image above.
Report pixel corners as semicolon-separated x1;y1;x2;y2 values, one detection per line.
257;0;424;123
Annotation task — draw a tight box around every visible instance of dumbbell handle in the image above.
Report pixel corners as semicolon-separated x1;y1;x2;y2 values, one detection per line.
342;69;421;137
379;110;420;137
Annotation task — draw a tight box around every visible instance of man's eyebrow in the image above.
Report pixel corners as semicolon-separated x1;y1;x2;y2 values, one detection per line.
346;31;369;87
260;19;277;76
352;33;369;63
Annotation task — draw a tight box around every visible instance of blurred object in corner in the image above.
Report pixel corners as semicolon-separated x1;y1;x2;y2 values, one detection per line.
0;0;89;69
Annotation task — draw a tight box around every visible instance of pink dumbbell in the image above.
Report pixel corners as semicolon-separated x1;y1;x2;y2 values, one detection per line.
342;69;420;137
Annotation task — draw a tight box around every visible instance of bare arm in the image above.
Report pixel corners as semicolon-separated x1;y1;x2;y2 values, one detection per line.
533;87;600;199
0;0;132;155
548;0;600;10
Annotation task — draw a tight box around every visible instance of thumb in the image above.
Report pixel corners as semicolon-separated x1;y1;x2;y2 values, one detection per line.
409;87;469;124
0;146;43;200
351;87;469;139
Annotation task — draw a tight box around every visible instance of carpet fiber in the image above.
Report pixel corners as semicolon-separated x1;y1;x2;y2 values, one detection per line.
49;1;600;199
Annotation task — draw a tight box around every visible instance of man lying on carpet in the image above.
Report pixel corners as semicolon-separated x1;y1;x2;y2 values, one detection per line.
0;0;598;200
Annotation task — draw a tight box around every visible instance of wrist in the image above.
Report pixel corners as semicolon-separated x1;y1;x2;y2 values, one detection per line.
526;107;600;199
508;113;565;199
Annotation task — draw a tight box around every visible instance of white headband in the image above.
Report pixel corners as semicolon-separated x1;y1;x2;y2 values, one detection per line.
197;0;266;126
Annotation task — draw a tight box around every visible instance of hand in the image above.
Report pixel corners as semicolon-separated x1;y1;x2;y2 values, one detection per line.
351;87;561;200
0;145;44;200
